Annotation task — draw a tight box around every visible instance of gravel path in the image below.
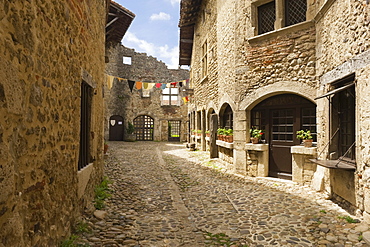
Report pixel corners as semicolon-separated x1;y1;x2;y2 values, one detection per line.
77;141;369;247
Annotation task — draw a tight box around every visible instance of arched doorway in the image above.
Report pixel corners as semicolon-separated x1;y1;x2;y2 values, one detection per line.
251;94;316;179
134;115;154;141
109;115;124;141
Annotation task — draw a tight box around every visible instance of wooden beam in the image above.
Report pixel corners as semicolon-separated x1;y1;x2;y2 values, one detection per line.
180;38;193;44
106;17;119;28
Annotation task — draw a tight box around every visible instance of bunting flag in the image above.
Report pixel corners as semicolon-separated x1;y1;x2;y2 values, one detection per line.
128;80;135;92
106;75;115;89
105;74;190;96
136;81;142;90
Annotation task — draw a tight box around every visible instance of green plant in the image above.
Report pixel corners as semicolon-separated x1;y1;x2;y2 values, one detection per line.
74;221;91;234
217;128;226;135
250;127;263;138
196;129;202;134
296;130;313;140
94;176;112;210
320;210;327;214
127;122;135;134
205;130;210;134
338;215;359;223
225;129;233;136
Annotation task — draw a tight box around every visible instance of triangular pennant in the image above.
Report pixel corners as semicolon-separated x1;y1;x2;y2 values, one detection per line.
161;83;167;89
156;83;162;88
179;81;183;87
171;82;177;87
143;83;149;89
128;80;135;92
136;81;142;90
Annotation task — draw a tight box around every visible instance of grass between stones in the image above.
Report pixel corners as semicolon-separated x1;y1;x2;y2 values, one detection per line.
204;232;249;247
94;176;112;210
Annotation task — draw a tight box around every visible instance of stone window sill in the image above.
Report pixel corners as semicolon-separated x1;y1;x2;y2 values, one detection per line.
216;140;234;149
247;20;314;44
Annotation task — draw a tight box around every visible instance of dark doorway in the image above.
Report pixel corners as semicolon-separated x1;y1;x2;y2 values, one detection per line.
109;115;124;141
134;115;154;141
168;120;181;142
251;94;316;179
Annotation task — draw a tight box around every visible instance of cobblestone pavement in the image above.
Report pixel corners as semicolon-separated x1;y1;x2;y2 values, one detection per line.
78;142;370;247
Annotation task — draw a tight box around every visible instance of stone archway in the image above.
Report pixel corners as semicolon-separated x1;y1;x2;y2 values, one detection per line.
251;93;316;179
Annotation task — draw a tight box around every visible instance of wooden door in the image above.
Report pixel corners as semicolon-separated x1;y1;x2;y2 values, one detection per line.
109;115;124;141
269;108;299;179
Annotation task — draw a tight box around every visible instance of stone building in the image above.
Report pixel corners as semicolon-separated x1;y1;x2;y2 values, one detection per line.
105;44;190;142
179;0;370;221
0;1;133;245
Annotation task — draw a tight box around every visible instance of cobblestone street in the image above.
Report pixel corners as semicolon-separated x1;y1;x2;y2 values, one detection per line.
79;142;369;247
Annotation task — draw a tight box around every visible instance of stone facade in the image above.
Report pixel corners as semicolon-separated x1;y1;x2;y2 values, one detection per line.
0;1;107;246
105;44;190;142
180;0;370;221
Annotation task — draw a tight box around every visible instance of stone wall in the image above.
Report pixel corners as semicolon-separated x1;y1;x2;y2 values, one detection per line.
105;44;189;142
0;1;106;246
315;0;370;220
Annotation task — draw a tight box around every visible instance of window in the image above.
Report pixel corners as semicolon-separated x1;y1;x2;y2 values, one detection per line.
162;86;179;106
78;81;93;170
330;78;355;162
255;0;307;35
301;107;317;142
285;0;307;27
221;105;233;129
258;1;276;35
201;40;208;78
123;56;132;65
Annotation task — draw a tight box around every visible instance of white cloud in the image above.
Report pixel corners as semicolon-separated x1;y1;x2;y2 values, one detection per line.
167;0;180;6
122;31;179;69
150;12;171;21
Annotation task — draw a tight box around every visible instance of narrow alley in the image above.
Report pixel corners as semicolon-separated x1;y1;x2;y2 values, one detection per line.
78;142;369;247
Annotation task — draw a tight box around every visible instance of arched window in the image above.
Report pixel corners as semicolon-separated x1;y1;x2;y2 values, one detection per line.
220;104;233;129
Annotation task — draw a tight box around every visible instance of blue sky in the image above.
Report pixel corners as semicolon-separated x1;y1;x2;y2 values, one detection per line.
115;0;181;69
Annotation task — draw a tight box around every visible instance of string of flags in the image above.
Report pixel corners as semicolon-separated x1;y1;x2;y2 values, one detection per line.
106;74;191;104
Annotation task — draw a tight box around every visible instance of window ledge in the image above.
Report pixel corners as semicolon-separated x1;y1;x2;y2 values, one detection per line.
309;159;356;171
291;145;317;155
247;20;314;44
216;140;234;149
245;143;269;151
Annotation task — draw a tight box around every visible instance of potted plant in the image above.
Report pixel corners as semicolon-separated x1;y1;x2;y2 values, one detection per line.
250;127;263;144
225;129;233;143
205;130;210;137
125;122;136;142
191;129;196;136
196;129;202;136
296;130;313;147
217;128;226;141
